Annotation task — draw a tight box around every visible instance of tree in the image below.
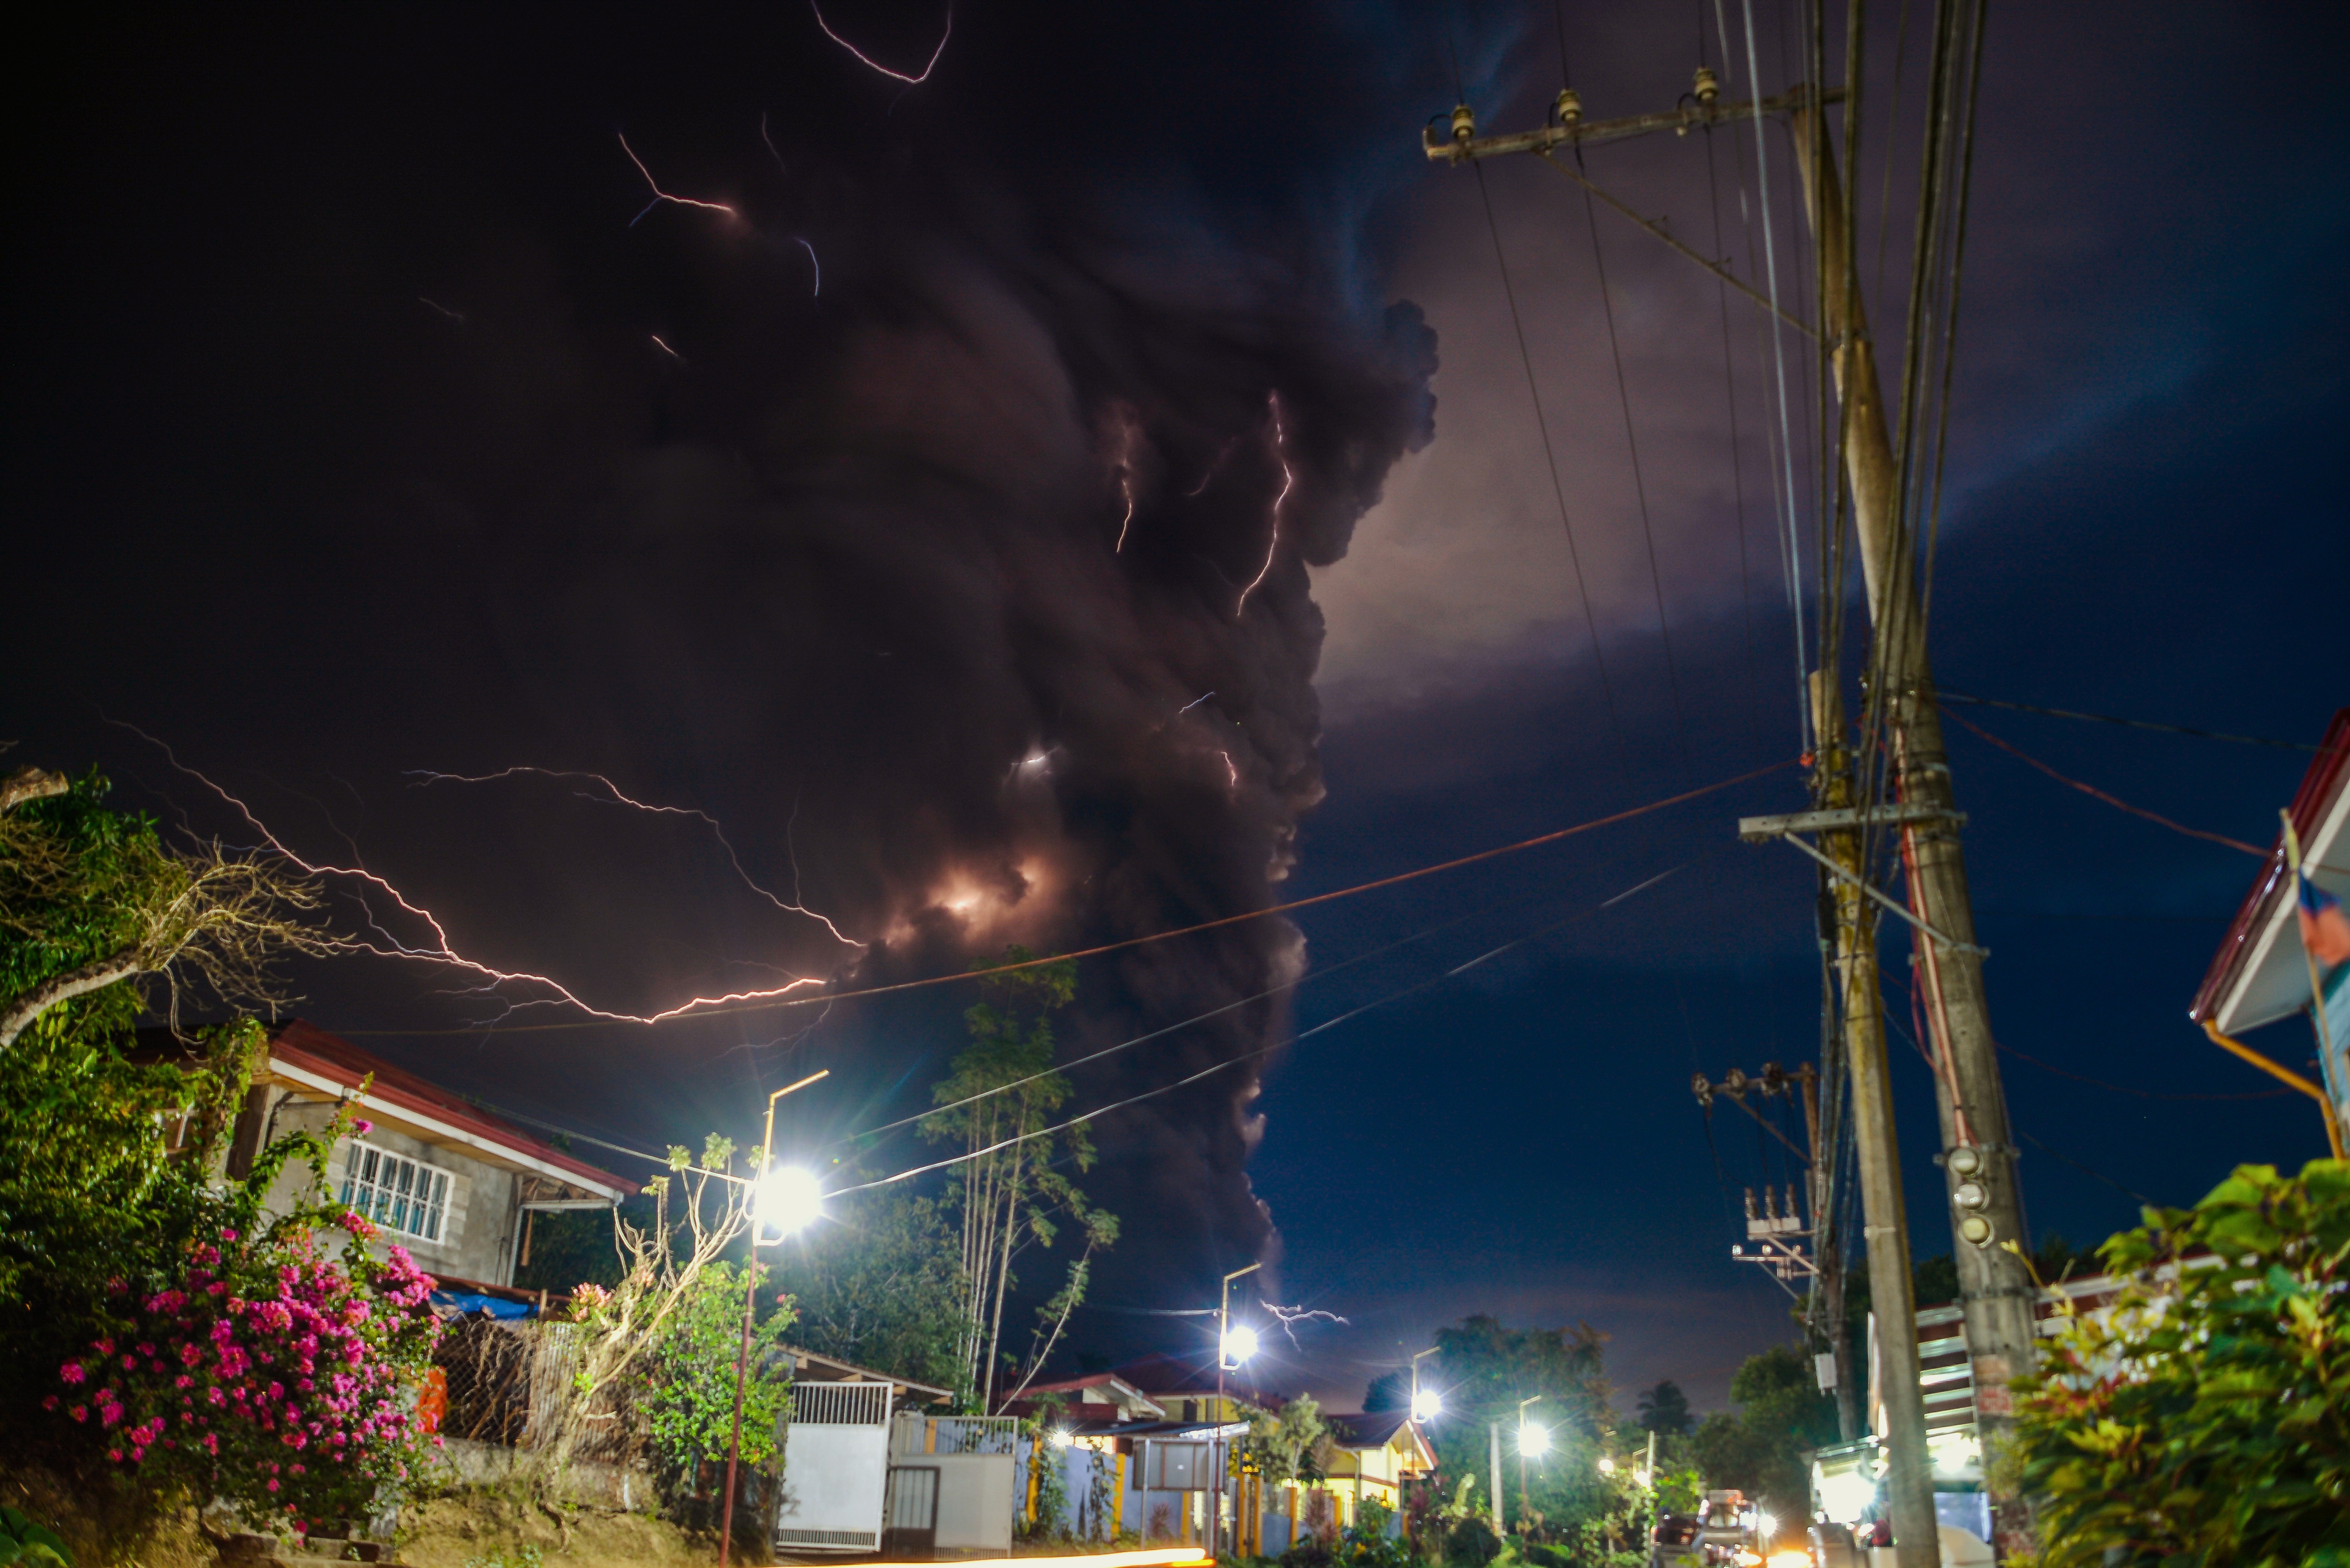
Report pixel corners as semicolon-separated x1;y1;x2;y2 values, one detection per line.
1637;1380;1692;1437
643;1259;796;1514
1415;1316;1619;1537
774;1185;964;1390
1689;1346;1837;1517
2004;1159;2349;1567
1;768;332;1048
1243;1395;1330;1489
1363;1369;1407;1413
920;950;1114;1408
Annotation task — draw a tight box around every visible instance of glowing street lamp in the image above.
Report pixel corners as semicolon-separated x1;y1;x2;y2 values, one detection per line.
718;1068;828;1568
1597;1455;1615;1475
1516;1423;1551;1457
1212;1262;1263;1560
1409;1346;1441;1425
755;1163;825;1238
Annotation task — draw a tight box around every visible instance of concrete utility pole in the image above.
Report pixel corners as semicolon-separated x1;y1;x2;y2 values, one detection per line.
1423;42;2033;1561
1785;95;2038;1431
1809;677;1939;1568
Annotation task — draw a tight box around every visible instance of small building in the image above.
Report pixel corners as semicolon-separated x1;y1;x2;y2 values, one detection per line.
1321;1409;1437;1520
2191;706;2350;1143
1010;1371;1168;1423
202;1018;636;1287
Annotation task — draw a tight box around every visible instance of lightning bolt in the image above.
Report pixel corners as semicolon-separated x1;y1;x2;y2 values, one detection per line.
1114;473;1136;552
618;132;740;228
1219;751;1239;789
796;237;821;297
1184;436;1236;498
406;767;864;949
1260;1301;1349;1348
1235;392;1292;616
650;334;683;360
811;0;952;84
1178;691;1216;714
112;724;846;1027
418;297;465;324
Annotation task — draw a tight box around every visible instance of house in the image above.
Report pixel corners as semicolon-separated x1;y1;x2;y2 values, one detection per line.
177;1018;637;1289
2191;706;2350;1149
1009;1371;1167;1423
1321;1409;1437;1520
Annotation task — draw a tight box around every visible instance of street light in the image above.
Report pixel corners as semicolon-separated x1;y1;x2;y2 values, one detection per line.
1409;1346;1441;1424
755;1163;824;1237
718;1068;829;1568
1516;1423;1551;1456
1212;1261;1263;1560
1597;1455;1615;1475
1514;1396;1546;1528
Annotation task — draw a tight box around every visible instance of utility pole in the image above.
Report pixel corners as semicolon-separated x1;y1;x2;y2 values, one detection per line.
1422;31;2026;1561
1807;676;1939;1566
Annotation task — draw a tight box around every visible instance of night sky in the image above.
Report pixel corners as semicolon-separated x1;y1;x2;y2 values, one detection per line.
7;1;2345;1413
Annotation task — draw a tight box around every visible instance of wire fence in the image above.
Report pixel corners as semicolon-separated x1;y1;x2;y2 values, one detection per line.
431;1318;644;1467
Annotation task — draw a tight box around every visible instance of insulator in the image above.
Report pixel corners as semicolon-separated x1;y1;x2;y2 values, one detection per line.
1743;1186;1759;1220
1694;65;1721;105
1722;1066;1749;1097
1556;87;1582;124
1785;1184;1803;1223
1450;105;1476;143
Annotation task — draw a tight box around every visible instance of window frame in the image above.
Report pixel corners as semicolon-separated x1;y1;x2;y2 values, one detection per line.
338;1139;454;1244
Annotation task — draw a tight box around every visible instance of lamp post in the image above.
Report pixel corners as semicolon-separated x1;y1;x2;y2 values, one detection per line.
1514;1397;1546;1530
1213;1261;1262;1560
1409;1346;1442;1423
717;1068;829;1568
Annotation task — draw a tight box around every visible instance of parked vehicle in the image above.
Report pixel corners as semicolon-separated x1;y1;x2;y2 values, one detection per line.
1650;1511;1703;1568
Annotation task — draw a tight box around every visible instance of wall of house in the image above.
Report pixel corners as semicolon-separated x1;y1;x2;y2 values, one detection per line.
246;1090;521;1286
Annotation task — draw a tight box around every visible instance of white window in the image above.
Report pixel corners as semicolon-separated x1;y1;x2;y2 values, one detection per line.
339;1142;453;1243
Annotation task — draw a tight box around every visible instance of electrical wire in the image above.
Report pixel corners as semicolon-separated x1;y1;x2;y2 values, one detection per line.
1468;154;1631;756
340;759;1792;1036
1938;691;2325;753
1574;149;1695;771
826;866;1683;1198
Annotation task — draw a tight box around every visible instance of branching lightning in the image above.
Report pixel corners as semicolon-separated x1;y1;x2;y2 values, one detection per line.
1234;392;1293;615
811;0;953;84
406;766;865;949
1260;1301;1349;1348
618;132;740;228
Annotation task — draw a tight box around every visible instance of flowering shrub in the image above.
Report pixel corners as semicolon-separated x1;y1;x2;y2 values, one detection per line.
44;1194;440;1527
2006;1159;2349;1567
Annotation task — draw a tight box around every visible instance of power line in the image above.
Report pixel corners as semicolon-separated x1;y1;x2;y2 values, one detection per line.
1574;149;1696;771
1939;690;2325;753
1467;152;1630;756
827;867;1681;1199
339;759;1792;1037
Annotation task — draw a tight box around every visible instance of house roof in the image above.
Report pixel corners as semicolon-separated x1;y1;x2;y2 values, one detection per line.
1112;1351;1289;1406
779;1342;953;1403
1017;1371;1167;1417
1324;1410;1438;1468
262;1019;638;1197
2191;709;2350;1033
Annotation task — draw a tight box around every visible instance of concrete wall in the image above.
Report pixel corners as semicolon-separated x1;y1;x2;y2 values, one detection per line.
249;1090;522;1286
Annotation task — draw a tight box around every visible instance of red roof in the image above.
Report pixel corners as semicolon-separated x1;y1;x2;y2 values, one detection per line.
2190;708;2350;1023
268;1019;637;1195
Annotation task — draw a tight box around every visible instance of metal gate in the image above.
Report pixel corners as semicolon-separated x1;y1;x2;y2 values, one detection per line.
882;1465;940;1559
774;1381;896;1553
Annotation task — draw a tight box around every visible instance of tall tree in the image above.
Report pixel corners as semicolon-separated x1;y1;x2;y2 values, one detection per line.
921;950;1114;1408
1690;1346;1838;1515
775;1185;966;1391
1418;1315;1619;1532
1637;1380;1693;1437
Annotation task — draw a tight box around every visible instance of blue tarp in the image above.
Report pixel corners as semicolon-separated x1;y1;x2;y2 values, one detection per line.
1933;1491;1991;1544
431;1290;534;1320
